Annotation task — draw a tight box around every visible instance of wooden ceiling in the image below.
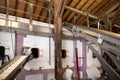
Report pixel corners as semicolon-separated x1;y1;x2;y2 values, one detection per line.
0;0;120;33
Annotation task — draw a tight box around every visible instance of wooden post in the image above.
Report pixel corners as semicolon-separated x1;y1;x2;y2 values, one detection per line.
53;0;66;80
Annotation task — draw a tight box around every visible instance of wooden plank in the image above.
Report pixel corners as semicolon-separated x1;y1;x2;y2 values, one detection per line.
32;0;39;19
91;0;107;14
71;0;89;23
111;1;120;25
23;0;28;18
79;0;100;25
39;9;48;22
17;0;25;17
62;0;79;21
96;0;117;16
105;1;120;15
76;0;95;24
14;0;19;16
37;2;45;20
65;0;82;22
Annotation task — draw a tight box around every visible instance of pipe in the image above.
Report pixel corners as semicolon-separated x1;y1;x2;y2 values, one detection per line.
65;6;98;19
6;0;9;27
49;28;51;65
29;4;33;31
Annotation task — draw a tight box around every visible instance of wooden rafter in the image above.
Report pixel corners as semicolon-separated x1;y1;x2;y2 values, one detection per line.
76;0;95;24
39;9;47;22
96;0;116;16
23;0;28;18
105;1;120;15
77;0;96;24
62;0;79;21
92;0;109;15
112;1;120;26
14;0;19;16
65;0;81;22
33;0;38;19
71;0;89;23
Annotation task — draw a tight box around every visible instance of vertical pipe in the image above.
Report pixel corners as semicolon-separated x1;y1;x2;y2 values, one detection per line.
49;28;51;65
73;39;77;78
74;40;80;80
6;0;9;27
29;4;33;31
98;21;100;30
86;12;90;27
82;39;88;79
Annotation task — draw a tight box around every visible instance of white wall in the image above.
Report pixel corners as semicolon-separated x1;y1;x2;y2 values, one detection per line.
0;32;15;59
24;35;76;70
0;31;102;79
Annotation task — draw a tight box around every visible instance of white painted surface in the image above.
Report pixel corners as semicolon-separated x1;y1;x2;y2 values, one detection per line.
0;32;15;59
24;35;76;70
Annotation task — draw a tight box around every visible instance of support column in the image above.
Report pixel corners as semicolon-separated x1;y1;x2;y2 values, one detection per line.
54;11;62;80
82;39;88;79
53;0;66;80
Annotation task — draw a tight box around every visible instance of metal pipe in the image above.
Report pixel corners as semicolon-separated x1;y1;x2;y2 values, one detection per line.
65;6;98;19
6;0;9;27
29;4;33;31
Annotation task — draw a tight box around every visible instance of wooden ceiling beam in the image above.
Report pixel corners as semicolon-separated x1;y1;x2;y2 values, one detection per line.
105;1;120;15
65;0;81;22
33;0;39;19
67;0;86;22
14;0;19;16
77;0;96;24
62;0;79;21
111;1;120;26
23;0;28;18
40;9;48;22
95;0;113;15
37;2;45;21
71;0;89;23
